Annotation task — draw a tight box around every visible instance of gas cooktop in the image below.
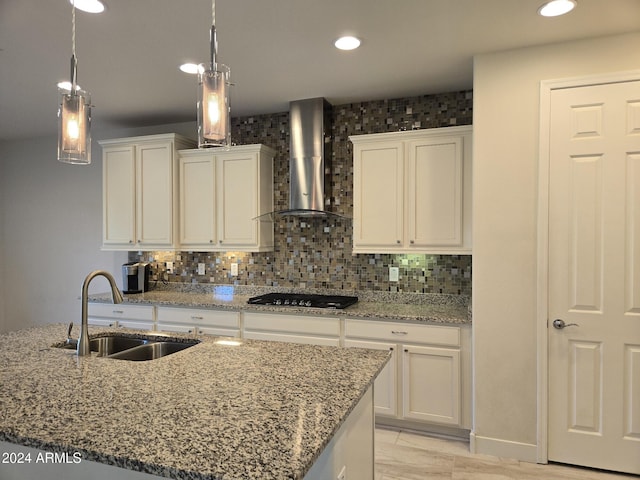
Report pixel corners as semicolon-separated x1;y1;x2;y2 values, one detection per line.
247;293;358;309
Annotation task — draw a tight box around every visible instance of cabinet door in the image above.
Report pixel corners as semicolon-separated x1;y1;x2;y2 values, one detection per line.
402;344;461;426
344;339;398;417
103;145;136;247
136;141;175;247
353;141;404;251
180;155;216;247
216;152;258;248
407;136;463;247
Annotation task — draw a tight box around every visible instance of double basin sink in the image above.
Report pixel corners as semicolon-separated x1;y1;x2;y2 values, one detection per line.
59;333;199;361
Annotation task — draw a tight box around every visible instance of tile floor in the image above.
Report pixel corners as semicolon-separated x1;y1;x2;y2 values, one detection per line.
375;428;634;479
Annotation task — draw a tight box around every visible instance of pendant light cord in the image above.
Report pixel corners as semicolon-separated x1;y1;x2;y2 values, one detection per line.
72;3;76;58
212;0;215;26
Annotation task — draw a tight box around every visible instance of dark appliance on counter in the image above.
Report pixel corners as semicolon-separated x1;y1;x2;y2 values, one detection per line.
247;293;358;309
122;262;150;294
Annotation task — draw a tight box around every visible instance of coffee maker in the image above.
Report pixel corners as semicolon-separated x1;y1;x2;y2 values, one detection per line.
122;262;150;294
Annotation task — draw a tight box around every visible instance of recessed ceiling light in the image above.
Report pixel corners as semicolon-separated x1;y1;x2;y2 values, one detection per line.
70;0;105;14
334;36;361;51
538;0;576;17
179;63;204;74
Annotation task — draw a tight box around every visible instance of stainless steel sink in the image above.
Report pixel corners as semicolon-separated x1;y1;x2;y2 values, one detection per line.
107;341;198;361
55;333;199;361
91;335;150;356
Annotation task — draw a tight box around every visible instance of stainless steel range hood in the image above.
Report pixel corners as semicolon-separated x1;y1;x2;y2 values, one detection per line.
259;97;347;220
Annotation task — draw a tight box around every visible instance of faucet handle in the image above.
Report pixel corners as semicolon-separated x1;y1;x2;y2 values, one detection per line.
65;322;77;347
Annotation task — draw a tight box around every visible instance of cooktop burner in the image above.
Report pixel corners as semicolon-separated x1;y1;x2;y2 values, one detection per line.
247;293;358;309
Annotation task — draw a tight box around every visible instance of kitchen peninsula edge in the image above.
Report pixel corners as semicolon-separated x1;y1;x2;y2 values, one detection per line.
0;324;389;479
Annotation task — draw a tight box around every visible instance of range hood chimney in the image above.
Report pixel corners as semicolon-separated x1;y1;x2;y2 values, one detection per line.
288;97;331;215
256;97;347;221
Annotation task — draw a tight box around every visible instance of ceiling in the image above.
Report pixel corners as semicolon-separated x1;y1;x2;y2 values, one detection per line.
1;0;639;141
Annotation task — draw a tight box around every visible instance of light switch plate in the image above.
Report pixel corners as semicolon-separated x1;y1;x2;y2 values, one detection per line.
389;266;399;282
230;263;238;276
197;263;205;275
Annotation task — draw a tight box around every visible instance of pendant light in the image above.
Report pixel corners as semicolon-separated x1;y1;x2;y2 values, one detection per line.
57;2;92;164
197;0;231;148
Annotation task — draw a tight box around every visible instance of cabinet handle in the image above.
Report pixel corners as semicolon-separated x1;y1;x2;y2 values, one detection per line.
391;330;408;335
410;240;415;244
396;240;401;244
128;240;133;244
191;316;204;320
113;310;124;314
404;348;409;353
209;240;214;244
389;347;394;351
219;240;223;244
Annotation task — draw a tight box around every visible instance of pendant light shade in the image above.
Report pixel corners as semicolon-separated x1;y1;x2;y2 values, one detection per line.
58;85;91;164
58;4;92;164
198;63;230;148
197;0;231;149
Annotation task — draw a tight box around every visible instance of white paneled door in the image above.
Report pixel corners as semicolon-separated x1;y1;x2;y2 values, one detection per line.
548;79;640;474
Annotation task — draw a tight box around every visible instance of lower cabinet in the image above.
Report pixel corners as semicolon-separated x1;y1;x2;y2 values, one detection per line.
156;306;240;337
344;339;398;417
243;312;341;346
345;318;471;431
87;303;155;331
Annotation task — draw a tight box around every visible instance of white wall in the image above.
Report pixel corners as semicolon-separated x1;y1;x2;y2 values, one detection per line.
472;31;640;460
0;122;195;334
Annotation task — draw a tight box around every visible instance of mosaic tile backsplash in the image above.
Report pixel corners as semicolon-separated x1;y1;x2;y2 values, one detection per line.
130;91;473;295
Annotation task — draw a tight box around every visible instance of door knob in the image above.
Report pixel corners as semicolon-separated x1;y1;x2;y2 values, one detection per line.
552;319;579;329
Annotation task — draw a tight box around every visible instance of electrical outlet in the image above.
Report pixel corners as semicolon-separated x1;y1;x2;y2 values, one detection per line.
389;266;399;282
230;262;239;276
166;261;173;274
197;263;205;275
337;466;346;480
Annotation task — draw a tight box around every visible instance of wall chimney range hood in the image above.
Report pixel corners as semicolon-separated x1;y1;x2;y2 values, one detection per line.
258;97;348;220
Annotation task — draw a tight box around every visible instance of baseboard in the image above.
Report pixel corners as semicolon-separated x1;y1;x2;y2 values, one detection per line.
470;432;538;463
376;417;470;441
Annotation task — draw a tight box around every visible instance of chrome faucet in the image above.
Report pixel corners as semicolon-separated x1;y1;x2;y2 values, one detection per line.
78;270;124;356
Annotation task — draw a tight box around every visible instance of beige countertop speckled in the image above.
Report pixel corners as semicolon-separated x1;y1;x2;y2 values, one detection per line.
0;324;389;479
89;285;471;325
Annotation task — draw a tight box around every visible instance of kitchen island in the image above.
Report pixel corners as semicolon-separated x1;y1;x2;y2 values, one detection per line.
0;324;389;479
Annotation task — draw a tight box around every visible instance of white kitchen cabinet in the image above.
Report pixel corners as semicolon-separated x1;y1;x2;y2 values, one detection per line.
87;303;155;331
344;339;398;417
350;126;472;254
100;134;196;251
345;318;471;431
243;311;340;346
179;144;275;252
402;344;460;425
156;306;240;337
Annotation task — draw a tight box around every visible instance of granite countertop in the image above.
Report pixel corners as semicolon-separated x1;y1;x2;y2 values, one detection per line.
90;284;471;325
0;324;390;479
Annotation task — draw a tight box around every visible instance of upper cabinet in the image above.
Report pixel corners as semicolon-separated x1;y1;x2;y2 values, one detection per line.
100;134;196;251
179;144;275;252
350;126;472;254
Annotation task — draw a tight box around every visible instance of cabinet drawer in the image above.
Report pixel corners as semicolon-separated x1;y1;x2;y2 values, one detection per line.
88;303;154;321
156;306;240;328
345;319;460;347
244;331;340;347
243;312;340;337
